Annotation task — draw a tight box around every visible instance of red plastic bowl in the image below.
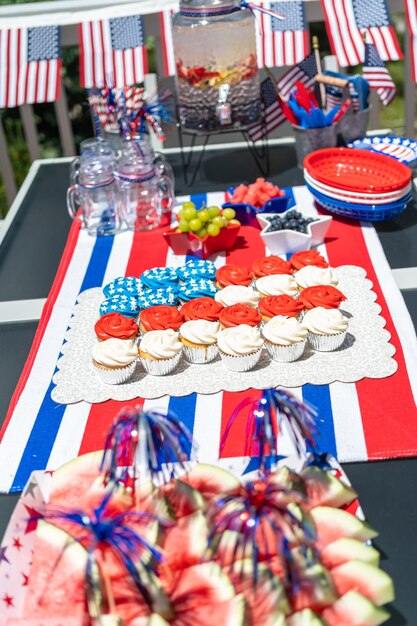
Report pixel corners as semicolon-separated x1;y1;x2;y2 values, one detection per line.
163;223;240;259
304;148;412;194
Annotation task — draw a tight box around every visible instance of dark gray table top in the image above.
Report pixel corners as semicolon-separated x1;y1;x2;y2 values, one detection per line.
1;145;416;625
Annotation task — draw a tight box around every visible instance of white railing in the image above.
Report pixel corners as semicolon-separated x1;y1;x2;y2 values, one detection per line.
0;0;414;208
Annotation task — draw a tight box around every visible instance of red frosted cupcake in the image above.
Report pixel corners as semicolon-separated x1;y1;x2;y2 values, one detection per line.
140;305;184;333
252;255;293;277
299;285;346;310
258;295;304;321
216;264;252;288
219;303;262;328
181;297;224;322
290;250;329;271
94;312;139;341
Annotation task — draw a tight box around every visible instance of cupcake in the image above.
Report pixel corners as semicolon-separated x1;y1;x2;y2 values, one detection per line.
103;277;143;298
299;285;346;311
252;255;293;278
176;259;217;281
262;315;307;362
217;324;264;372
303;307;349;351
219;303;262;328
258;295;304;322
216;264;252;288
294;265;338;290
94;312;139;341
140;267;178;290
92;338;138;384
180;319;220;364
139;329;183;375
139;305;184;333
178;279;218;304
255;274;298;298
181;297;224;322
99;295;140;319
215;285;260;308
137;287;179;309
290;250;329;271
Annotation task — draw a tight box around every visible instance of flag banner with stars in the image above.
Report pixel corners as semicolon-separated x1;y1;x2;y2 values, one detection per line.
405;0;417;83
0;25;62;108
320;0;403;67
256;1;310;68
363;40;396;105
79;15;148;88
276;51;317;99
1;187;417;495
248;77;286;142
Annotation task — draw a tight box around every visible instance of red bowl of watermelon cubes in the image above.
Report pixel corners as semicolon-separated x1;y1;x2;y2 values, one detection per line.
224;178;290;220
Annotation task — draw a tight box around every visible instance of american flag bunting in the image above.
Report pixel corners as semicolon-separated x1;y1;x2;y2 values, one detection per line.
0;26;62;108
405;0;417;83
276;51;317;99
363;40;396;105
256;1;310;68
320;0;402;68
79;16;148;89
248;77;286;142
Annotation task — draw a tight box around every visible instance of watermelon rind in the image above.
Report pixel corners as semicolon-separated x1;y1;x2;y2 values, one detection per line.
162;479;204;519
182;463;240;498
321;538;380;569
286;608;326;625
301;467;357;509
229;558;291;616
331;560;395;606
321;590;390;626
310;507;378;546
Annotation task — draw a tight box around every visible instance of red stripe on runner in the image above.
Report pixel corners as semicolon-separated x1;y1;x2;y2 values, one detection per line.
125;221;171;277
226;224;267;270
219;389;263;458
78;398;145;455
0;219;82;443
322;213;417;459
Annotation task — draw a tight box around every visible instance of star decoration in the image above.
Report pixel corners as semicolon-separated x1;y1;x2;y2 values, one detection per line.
0;546;10;565
12;537;23;550
23;505;43;535
256;210;332;256
2;594;13;607
24;480;38;498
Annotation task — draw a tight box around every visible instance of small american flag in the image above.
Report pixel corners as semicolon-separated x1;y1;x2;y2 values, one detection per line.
256;1;309;68
248;77;286;142
321;0;402;67
79;16;148;88
276;51;317;100
405;0;417;83
0;26;61;108
160;10;176;77
363;41;396;105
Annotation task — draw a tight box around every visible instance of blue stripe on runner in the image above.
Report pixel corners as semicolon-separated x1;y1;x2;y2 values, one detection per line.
168;394;198;459
11;235;115;492
302;384;337;458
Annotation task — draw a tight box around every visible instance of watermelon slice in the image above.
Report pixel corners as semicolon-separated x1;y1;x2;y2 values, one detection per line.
301;467;357;509
330;561;394;606
162;479;204;518
322;591;390;626
286;608;326;625
181;463;240;501
162;511;208;570
310;507;378;547
290;548;337;612
321;538;380;569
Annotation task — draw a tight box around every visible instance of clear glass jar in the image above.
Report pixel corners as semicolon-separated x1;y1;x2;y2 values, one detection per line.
172;0;261;132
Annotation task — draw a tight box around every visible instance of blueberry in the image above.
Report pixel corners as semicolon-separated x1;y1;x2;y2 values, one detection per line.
285;210;297;219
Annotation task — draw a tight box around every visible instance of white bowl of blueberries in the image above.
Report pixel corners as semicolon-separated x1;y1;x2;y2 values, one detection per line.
257;208;332;255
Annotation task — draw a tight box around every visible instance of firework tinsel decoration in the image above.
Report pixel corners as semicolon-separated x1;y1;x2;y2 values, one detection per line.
100;406;195;492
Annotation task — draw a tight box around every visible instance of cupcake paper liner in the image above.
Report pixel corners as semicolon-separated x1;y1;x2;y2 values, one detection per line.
307;330;347;352
264;339;306;363
92;359;137;385
182;342;218;364
218;347;262;372
140;350;182;376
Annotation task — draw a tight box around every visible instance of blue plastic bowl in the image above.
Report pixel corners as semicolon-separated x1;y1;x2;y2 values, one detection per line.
223;187;290;216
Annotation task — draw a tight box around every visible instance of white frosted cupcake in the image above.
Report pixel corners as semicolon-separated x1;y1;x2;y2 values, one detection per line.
215;285;260;308
262;315;307;362
92;338;138;384
295;265;338;290
139;329;183;376
180;320;220;364
303;306;349;351
255;274;298;298
217;324;264;372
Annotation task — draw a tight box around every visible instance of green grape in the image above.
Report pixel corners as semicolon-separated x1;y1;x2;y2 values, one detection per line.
178;219;190;232
229;218;241;226
198;209;210;223
207;205;221;218
222;208;236;220
182;206;197;221
196;227;207;239
207;223;220;237
212;216;227;228
182;201;196;211
189;218;203;232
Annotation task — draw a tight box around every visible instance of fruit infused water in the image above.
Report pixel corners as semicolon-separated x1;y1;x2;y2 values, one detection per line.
172;0;261;131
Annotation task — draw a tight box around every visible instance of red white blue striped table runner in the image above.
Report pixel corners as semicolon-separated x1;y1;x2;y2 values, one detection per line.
1;185;417;494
